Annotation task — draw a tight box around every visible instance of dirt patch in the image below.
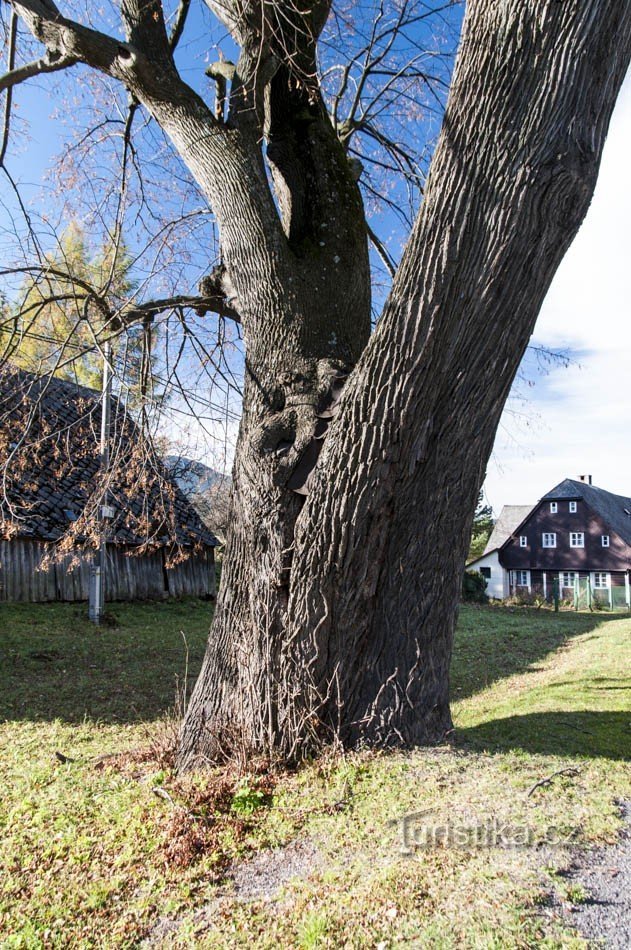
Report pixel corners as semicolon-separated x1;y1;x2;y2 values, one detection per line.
142;837;322;946
224;837;322;903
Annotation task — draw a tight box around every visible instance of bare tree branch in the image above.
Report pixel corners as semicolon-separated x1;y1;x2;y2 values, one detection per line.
169;0;192;51
366;222;396;278
0;8;17;167
0;48;79;94
119;292;241;327
9;0;132;78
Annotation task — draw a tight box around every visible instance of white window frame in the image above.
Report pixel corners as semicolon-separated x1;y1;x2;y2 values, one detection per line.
542;533;557;548
569;501;577;513
601;535;610;547
593;572;610;590
570;532;585;548
515;570;530;589
560;571;576;589
550;502;558;513
519;535;527;547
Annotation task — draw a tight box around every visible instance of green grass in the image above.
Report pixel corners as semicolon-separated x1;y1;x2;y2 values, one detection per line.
0;600;212;723
0;601;629;947
453;605;630;760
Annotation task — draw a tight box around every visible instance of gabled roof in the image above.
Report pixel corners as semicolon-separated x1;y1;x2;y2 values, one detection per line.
542;478;631;546
0;366;217;548
484;505;533;554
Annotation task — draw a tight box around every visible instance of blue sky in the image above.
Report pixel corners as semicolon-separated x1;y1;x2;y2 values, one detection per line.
2;3;628;503
484;70;631;514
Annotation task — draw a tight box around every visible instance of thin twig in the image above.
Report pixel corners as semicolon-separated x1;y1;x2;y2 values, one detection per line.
527;767;580;798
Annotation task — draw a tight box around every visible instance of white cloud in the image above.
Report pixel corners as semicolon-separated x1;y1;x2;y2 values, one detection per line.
485;71;631;513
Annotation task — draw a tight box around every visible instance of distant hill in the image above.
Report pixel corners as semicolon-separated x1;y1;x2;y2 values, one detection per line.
164;455;231;542
164;455;226;495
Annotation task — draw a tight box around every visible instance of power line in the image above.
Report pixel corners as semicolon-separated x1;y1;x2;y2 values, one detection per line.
1;324;243;421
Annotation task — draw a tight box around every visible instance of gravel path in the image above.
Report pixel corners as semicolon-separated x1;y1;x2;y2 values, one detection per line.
559;801;631;948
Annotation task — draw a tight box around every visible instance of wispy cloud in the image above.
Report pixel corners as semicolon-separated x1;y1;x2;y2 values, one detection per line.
485;71;631;512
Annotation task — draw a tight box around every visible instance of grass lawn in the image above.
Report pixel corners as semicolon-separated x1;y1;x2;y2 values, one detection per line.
0;600;629;947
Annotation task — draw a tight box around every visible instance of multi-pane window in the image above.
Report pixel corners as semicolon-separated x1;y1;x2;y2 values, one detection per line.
593;572;610;589
542;533;556;548
519;536;527;547
601;535;610;547
570;532;585;548
560;572;576;589
550;502;558;513
569;501;577;513
515;570;529;587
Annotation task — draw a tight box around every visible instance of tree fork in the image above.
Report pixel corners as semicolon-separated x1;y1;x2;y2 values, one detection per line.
7;0;629;770
277;0;631;758
182;0;631;767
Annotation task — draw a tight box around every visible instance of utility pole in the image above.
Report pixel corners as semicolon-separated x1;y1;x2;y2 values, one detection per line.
89;339;113;623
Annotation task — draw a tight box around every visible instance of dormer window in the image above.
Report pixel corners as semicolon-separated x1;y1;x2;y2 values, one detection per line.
550;502;558;513
569;501;577;513
519;536;527;547
601;535;610;547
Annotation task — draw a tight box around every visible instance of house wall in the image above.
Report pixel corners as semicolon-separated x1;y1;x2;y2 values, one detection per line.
466;550;507;599
162;548;216;599
0;539;215;603
506;568;630;608
500;498;630;572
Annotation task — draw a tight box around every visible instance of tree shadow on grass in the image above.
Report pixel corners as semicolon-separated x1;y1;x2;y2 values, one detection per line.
0;601;211;725
456;711;630;761
451;606;624;702
1;601;627;728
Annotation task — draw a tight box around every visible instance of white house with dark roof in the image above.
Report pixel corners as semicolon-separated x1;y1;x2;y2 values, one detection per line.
467;505;533;599
467;476;631;608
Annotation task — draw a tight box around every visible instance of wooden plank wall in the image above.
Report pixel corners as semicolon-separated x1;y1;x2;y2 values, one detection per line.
106;547;165;600
0;539;215;602
165;549;216;598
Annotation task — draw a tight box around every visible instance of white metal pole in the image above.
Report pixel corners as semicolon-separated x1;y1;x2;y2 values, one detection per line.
89;340;112;624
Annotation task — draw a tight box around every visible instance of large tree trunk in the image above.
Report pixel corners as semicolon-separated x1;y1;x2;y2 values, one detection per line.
179;0;631;768
175;50;373;765
178;267;371;764
9;0;630;768
280;0;631;752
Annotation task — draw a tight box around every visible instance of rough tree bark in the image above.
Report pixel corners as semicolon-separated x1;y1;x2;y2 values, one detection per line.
179;0;631;766
6;0;631;768
276;0;631;754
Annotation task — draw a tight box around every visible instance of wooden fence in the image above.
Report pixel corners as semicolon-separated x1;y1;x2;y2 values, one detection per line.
0;539;216;603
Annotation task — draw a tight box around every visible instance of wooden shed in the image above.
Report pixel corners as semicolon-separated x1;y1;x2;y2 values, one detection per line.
0;367;218;603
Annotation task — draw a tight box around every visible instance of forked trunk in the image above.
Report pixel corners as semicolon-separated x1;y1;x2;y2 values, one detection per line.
12;0;628;770
177;0;631;769
178;273;371;763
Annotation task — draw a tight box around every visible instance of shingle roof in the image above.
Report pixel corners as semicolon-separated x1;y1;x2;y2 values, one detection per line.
0;366;217;548
484;505;533;554
542;478;631;546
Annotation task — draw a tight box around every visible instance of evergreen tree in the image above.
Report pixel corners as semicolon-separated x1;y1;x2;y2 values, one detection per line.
5;223;139;391
468;492;495;562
